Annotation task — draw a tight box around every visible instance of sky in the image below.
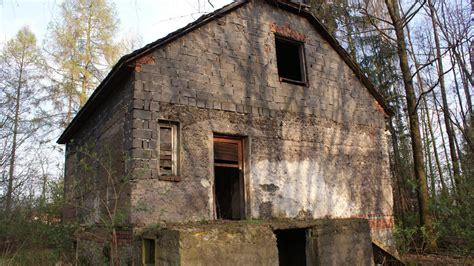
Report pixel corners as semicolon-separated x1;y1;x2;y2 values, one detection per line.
0;0;233;48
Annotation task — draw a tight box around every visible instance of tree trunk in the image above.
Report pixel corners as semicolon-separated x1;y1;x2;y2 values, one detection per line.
5;50;25;214
40;162;48;208
66;68;75;125
421;107;436;198
424;97;447;193
432;91;454;189
450;51;467;128
342;0;357;61
67;92;73;124
80;2;94;107
110;228;119;266
405;22;447;194
388;118;407;224
428;0;461;187
435;2;473;88
456;53;473;117
384;0;437;251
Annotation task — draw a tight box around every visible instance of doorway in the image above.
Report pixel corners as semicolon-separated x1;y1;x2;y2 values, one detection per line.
213;135;245;220
275;228;307;266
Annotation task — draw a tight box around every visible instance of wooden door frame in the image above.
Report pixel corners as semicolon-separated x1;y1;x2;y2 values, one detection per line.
212;134;248;220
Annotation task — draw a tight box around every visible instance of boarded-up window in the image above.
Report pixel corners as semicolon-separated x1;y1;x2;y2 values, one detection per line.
158;121;179;176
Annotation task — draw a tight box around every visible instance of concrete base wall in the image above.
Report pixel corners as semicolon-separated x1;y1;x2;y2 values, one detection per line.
307;219;374;265
143;219;373;266
149;224;277;266
179;225;277;266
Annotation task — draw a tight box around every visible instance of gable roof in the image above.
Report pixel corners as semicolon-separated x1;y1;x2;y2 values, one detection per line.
57;0;393;144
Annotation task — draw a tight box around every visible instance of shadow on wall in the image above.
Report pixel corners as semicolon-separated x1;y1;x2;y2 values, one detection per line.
135;1;392;233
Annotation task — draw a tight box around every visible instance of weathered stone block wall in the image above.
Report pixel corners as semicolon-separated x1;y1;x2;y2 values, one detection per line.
129;1;394;248
152;224;278;266
63;74;134;224
308;219;374;265
76;228;134;265
180;226;278;265
153;230;181;265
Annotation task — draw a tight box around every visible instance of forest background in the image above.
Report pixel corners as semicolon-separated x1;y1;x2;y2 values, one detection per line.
0;0;472;264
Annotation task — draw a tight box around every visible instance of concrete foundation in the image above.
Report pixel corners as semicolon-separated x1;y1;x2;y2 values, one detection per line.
141;219;374;266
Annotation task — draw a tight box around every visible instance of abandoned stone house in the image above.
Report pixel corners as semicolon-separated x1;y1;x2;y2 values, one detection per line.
58;0;397;264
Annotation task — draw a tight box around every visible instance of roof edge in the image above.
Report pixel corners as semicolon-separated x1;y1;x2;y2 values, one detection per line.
57;0;248;144
271;0;394;116
58;0;393;144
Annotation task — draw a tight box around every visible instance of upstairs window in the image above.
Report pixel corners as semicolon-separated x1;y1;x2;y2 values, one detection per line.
158;121;179;177
275;36;307;85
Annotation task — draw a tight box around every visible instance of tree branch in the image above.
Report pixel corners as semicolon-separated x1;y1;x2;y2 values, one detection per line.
413;65;454;113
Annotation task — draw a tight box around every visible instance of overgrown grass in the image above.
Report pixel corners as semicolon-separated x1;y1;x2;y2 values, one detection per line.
1;249;60;266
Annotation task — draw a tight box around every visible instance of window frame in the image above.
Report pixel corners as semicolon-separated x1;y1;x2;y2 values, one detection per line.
158;120;180;179
274;35;308;86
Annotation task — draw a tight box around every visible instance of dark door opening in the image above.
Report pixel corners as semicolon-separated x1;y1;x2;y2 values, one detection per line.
275;229;307;266
213;136;245;220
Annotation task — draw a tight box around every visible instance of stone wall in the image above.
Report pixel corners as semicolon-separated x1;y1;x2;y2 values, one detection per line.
308;219;374;265
156;225;278;266
75;228;134;265
63;74;134;225
128;1;394;248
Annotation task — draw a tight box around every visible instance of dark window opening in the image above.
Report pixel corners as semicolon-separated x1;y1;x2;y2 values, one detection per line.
214;136;245;220
143;238;155;265
275;229;307;266
275;37;306;85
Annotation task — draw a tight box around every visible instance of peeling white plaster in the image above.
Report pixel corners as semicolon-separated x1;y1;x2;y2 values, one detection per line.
200;178;211;188
251;158;367;219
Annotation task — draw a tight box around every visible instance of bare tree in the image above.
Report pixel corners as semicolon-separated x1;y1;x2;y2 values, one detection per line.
384;0;437;251
0;27;47;214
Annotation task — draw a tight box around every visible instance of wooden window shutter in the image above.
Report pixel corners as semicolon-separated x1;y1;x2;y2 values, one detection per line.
214;137;242;168
214;141;238;163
